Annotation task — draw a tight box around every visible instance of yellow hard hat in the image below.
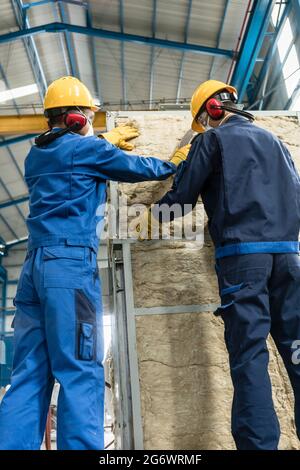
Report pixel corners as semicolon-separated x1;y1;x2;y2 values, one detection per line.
44;76;99;112
190;80;237;133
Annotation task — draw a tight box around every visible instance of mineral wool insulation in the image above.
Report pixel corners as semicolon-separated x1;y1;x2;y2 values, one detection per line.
115;113;300;450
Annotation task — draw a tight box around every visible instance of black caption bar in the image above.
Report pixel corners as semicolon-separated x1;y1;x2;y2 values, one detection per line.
0;450;299;466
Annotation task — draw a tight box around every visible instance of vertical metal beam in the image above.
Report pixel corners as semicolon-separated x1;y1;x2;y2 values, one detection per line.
86;1;103;105
50;1;71;75
119;0;127;110
122;242;144;450
0;266;7;334
284;81;300;109
252;1;291;108
231;0;274;102
208;0;230;79
176;0;193;103
149;0;157;110
58;1;80;77
12;0;47;100
264;0;300;108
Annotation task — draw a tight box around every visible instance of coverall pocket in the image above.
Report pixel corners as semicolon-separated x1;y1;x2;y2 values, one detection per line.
75;289;96;361
78;322;95;361
43;246;85;288
214;283;244;316
215;267;266;317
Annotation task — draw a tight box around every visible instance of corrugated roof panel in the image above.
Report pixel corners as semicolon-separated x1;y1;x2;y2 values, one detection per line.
0;220;14;242
150;48;183;102
123;0;153;37
156;0;192;43
0;205;26;240
32;33;70;84
1;0;19;35
120;44;151;105
90;0;121;33
95;40;123;105
0;166;27;198
179;54;214;100
26;1;57;25
0;41;37;91
217;0;250;51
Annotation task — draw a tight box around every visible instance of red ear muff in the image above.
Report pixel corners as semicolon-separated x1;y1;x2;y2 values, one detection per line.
64;112;87;130
205;98;225;120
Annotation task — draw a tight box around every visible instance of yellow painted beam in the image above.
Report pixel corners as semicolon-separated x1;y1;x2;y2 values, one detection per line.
0;112;106;135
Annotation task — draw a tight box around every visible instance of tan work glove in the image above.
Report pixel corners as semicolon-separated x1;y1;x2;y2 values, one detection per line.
169;143;191;166
99;123;139;150
135;207;160;241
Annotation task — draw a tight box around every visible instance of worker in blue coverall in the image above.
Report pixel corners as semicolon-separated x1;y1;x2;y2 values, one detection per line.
137;80;300;450
0;76;189;450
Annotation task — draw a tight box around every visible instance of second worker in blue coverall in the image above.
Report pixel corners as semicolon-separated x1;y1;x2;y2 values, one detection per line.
0;76;189;450
137;79;300;450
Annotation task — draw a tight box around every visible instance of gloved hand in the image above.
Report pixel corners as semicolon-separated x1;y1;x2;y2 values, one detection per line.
169;143;191;166
135;207;160;241
99;123;139;150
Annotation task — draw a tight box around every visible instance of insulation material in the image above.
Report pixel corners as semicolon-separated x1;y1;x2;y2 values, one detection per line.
116;113;300;450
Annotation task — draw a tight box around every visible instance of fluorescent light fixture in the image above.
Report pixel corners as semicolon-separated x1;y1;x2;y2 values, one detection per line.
0;83;39;104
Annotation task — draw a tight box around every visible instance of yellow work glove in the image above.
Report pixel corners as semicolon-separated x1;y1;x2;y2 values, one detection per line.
135;208;160;241
99;123;139;150
169;143;191;166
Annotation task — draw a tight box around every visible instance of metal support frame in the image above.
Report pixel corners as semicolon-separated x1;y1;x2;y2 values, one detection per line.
0;134;37;148
208;0;230;79
175;0;193;103
0;22;234;58
12;0;48;101
119;0;127;110
149;0;157;110
285;81;300;110
57;1;80;77
251;1;291;108
0;265;7;334
5;237;28;250
50;1;71;75
0;196;29;210
86;1;102;105
231;0;274;103
23;1;88;8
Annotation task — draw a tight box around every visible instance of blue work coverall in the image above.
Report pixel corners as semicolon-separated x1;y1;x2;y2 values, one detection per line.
154;115;300;450
0;132;176;450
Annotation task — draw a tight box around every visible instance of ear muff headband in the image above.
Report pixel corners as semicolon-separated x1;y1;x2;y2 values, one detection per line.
205;98;255;122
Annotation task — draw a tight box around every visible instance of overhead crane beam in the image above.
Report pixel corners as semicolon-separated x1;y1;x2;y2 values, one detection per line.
0;112;106;135
0;22;234;58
